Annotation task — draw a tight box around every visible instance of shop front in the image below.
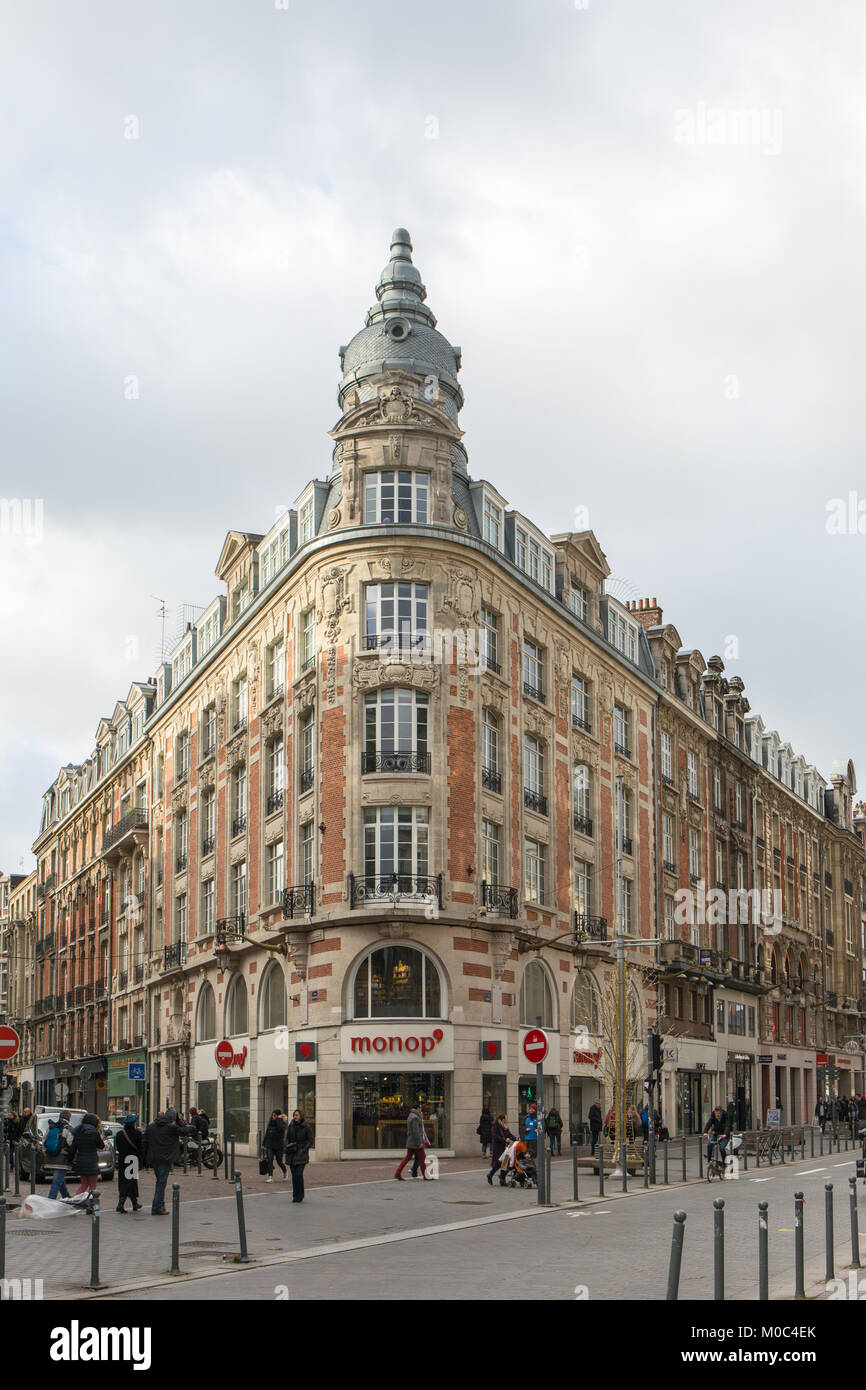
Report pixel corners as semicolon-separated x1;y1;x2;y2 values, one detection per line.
106;1049;148;1122
34;1060;56;1108
192;1037;252;1152
340;1022;453;1155
568;1044;603;1145
725;1051;754;1130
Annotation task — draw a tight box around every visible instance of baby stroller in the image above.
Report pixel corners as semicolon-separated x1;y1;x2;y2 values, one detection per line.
501;1139;538;1189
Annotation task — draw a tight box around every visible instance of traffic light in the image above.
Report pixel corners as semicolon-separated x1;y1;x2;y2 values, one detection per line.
650;1032;663;1072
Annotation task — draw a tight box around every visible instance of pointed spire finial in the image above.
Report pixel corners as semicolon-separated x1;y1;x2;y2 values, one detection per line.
389;228;413;262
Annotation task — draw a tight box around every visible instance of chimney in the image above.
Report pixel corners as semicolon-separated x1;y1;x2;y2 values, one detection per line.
631;596;663;630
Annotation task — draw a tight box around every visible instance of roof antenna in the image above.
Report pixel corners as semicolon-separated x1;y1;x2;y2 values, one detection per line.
151;596;167;663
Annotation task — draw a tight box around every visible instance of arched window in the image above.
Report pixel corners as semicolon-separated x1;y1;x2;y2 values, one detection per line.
352;944;443;1019
196;982;216;1042
520;960;555;1029
226;975;248;1036
770;950;779;986
260;962;287;1031
571;971;600;1035
797;956;807;989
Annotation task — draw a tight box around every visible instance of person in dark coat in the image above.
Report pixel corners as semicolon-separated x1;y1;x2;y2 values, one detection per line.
189;1106;209;1139
486;1113;516;1185
115;1115;143;1212
68;1113;105;1194
263;1109;287;1181
477;1107;493;1158
285;1109;314;1203
143;1111;191;1214
588;1100;603;1156
546;1107;564;1155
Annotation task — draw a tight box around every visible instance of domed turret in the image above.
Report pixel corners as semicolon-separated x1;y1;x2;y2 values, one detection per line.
338;229;463;421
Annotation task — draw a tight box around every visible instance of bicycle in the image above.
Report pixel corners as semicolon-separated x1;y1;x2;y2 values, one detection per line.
705;1139;728;1181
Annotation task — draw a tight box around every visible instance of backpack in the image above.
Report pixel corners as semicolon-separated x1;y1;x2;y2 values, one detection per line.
45;1122;65;1157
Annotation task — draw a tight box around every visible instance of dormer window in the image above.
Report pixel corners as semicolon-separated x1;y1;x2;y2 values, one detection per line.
172;640;192;689
231;578;251;623
608;608;637;663
364;470;429;525
515;527;553;592
482;495;502;549
198;607;220;657
569;584;588;622
298;494;316;544
260;521;291;587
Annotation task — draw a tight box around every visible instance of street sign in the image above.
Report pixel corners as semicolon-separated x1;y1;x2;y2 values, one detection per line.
128;1062;146;1081
523;1028;548;1065
0;1026;20;1061
215;1039;234;1070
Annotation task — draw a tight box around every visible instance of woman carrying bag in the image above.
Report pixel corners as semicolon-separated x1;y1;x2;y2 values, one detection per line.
285;1109;314;1203
262;1109;288;1181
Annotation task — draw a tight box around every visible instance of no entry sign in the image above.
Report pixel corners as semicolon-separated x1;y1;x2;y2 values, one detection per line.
0;1026;20;1062
215;1039;234;1070
522;1028;548;1065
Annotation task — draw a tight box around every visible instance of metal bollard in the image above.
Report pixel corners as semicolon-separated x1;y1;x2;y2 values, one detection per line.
713;1197;725;1300
825;1183;835;1282
0;1196;5;1291
29;1151;35;1194
664;1138;669;1185
779;1131;785;1165
850;1177;861;1270
212;1135;219;1181
182;1135;188;1175
794;1191;806;1299
741;1135;748;1173
170;1183;181;1274
197;1140;203;1177
598;1145;605;1197
224;1136;230;1181
546;1149;552;1204
572;1142;579;1202
681;1133;687;1183
758;1200;769;1301
801;1131;806;1160
234;1171;250;1263
13;1144;20;1196
820;1127;824;1157
698;1141;703;1179
666;1210;687;1300
88;1204;105;1290
230;1139;235;1183
789;1130;795;1162
769;1132;774;1167
811;1127;815;1159
620;1142;627;1193
643;1143;649;1189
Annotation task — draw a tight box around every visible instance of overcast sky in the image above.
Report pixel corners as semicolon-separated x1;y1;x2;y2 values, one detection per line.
2;0;865;873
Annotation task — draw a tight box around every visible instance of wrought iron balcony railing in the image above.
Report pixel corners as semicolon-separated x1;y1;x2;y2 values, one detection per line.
232;715;248;734
614;741;631;758
621;836;633;855
480;881;518;918
524;788;548;816
361;751;431;774
483;654;501;675
103;809;148;853
118;971;128;990
282;884;315;920
215;916;245;946
572;713;591;733
231;815;247;838
481;765;501;793
349;872;443;911
663;859;677;875
299;768;314;793
175;854;188;873
201;836;215;857
163;940;186;971
266;790;285;814
573;813;593;837
523;680;545;703
574;913;608;942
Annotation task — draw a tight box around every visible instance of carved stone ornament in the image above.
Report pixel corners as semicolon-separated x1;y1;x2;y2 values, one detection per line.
328;508;341;529
490;927;515;981
453;506;467;530
197;757;216;792
439;564;480;626
264;819;284;846
230;838;247;866
367;553;427;581
261;702;284;741
171;784;188;814
226;733;247;772
361;788;432;804
353;659;439;694
285;931;311;981
572;734;596;765
295;680;316;713
524;706;551;741
318;564;355;648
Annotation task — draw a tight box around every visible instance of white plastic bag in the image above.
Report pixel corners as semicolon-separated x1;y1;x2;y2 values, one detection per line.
425;1153;440;1180
20;1194;79;1219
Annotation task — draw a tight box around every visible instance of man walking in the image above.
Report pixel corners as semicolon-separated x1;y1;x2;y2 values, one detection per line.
588;1099;603;1156
394;1102;428;1180
142;1110;189;1214
524;1103;539;1159
46;1111;74;1200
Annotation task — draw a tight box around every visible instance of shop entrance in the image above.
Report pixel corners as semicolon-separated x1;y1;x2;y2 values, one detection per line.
343;1073;449;1150
518;1077;557;1139
568;1077;600;1146
725;1060;752;1129
677;1072;711;1134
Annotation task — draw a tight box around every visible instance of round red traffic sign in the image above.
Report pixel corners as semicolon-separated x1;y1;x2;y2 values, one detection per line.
215;1039;234;1070
0;1026;20;1061
523;1028;548;1064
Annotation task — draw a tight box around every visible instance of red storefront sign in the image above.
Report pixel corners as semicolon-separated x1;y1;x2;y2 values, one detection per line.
573;1050;601;1065
350;1028;444;1057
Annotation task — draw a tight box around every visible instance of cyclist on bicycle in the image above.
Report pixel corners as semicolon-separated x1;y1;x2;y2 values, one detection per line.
703;1106;730;1166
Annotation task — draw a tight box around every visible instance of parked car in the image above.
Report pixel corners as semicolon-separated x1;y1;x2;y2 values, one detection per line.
18;1108;116;1183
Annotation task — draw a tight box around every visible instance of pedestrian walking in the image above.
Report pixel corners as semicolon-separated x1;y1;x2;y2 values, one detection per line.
143;1110;190;1214
640;1104;650;1144
115;1115;144;1212
68;1112;104;1195
46;1111;75;1199
814;1098;828;1132
545;1107;563;1156
394;1102;428;1182
410;1107;431;1178
189;1106;209;1139
849;1097;860;1127
486;1113;516;1185
263;1109;288;1181
286;1109;314;1202
476;1106;493;1158
524;1103;539;1158
5;1108;20;1167
588;1100;603;1156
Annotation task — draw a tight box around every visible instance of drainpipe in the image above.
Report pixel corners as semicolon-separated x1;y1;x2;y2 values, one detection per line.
652;697;663;1123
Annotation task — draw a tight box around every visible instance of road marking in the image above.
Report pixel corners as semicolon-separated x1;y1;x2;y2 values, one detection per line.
751;1177;774;1183
778;1228;794;1233
799;1168;827;1175
832;1163;852;1168
568;1209;610;1218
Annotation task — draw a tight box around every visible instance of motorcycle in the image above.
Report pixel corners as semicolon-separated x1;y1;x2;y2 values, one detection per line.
176;1133;223;1171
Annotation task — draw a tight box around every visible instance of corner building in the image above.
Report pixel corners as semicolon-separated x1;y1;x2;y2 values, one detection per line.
144;229;659;1157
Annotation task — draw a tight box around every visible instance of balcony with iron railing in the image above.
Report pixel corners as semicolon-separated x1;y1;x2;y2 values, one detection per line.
266;789;285;815
118;971;128;991
231;816;247;839
349;872;443;911
573;912;608;943
102;809;149;859
663;859;677;875
299;768;314;794
163;940;187;972
175;853;188;873
480;881;518;918
201;836;215;857
573;813;593;837
282;884;315;920
361;751;431;775
231;715;248;735
614;741;631;758
620;837;633;856
481;765;502;794
523;680;545;704
571;713;592;733
93;977;106;998
524;788;548;816
215;916;246;946
482;653;501;675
